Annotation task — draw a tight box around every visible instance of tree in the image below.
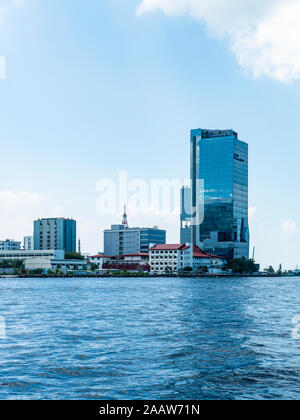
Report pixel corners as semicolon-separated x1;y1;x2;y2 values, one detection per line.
165;267;173;275
227;258;259;274
65;252;85;260
0;259;24;270
28;268;44;276
265;266;275;274
90;263;98;272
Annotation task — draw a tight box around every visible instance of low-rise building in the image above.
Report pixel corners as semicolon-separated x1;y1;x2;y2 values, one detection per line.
150;244;192;275
89;255;112;270
294;269;300;276
192;246;227;274
0;240;21;251
150;244;226;275
0;249;64;261
0;250;65;272
92;253;150;273
50;259;88;272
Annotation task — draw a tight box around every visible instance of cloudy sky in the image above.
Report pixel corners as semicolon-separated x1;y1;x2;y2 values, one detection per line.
0;0;300;269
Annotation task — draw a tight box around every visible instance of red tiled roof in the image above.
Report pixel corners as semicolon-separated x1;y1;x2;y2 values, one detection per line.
150;244;190;251
193;246;226;260
90;255;111;259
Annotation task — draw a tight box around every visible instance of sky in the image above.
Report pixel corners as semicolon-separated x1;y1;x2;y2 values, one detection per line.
0;0;300;269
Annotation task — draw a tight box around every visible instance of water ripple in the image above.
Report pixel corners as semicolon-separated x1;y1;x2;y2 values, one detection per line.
0;276;300;399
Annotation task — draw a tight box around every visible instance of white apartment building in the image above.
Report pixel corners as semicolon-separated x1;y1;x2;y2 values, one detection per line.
150;244;192;275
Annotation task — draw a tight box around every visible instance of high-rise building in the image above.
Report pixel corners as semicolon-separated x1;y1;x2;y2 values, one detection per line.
34;218;76;253
180;186;192;244
104;225;166;257
181;129;249;260
24;236;34;250
0;239;21;251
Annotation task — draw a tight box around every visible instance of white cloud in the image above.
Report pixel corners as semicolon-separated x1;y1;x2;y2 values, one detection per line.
281;219;298;235
0;190;47;210
0;0;22;21
136;0;300;82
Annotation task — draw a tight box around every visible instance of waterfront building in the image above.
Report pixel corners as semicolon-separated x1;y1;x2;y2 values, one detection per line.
0;249;65;271
0;239;21;251
294;269;300;276
24;236;34;250
180;129;249;260
104;220;166;257
149;244;192;275
103;253;150;273
90;253;150;273
33;218;76;253
89;254;112;270
0;249;64;261
0;249;88;273
192;246;227;273
149;244;226;275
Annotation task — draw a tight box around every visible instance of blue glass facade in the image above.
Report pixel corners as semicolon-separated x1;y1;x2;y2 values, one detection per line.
181;129;249;259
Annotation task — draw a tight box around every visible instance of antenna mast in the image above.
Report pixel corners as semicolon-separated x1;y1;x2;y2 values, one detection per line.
122;205;128;229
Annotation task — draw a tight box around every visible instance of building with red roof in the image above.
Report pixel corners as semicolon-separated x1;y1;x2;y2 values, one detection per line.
149;244;226;275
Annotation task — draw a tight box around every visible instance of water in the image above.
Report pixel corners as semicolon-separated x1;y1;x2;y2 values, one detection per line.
0;276;300;400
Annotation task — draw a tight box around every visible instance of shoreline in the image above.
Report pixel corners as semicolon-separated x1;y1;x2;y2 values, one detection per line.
0;274;299;279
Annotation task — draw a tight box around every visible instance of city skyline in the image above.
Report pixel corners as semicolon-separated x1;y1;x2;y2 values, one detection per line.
0;1;300;269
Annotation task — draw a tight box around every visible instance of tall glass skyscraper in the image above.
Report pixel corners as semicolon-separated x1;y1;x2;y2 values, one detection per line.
180;129;249;260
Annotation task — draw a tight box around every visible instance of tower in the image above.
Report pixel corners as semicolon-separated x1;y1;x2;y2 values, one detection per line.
181;129;249;260
122;205;128;229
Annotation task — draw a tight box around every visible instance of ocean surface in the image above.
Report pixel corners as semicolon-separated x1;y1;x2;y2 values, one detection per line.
0;276;300;400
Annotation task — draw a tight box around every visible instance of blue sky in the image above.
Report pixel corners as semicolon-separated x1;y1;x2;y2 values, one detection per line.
0;0;300;269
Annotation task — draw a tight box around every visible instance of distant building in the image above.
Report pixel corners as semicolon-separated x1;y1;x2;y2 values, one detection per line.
150;244;192;275
181;129;249;260
0;249;65;271
34;218;76;253
24;236;34;250
0;239;21;251
0;249;88;273
89;255;112;270
149;244;226;275
90;253;150;273
104;211;166;257
0;249;64;261
180;186;192;244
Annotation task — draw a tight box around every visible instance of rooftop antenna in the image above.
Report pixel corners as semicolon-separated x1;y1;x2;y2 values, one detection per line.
122;205;128;229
